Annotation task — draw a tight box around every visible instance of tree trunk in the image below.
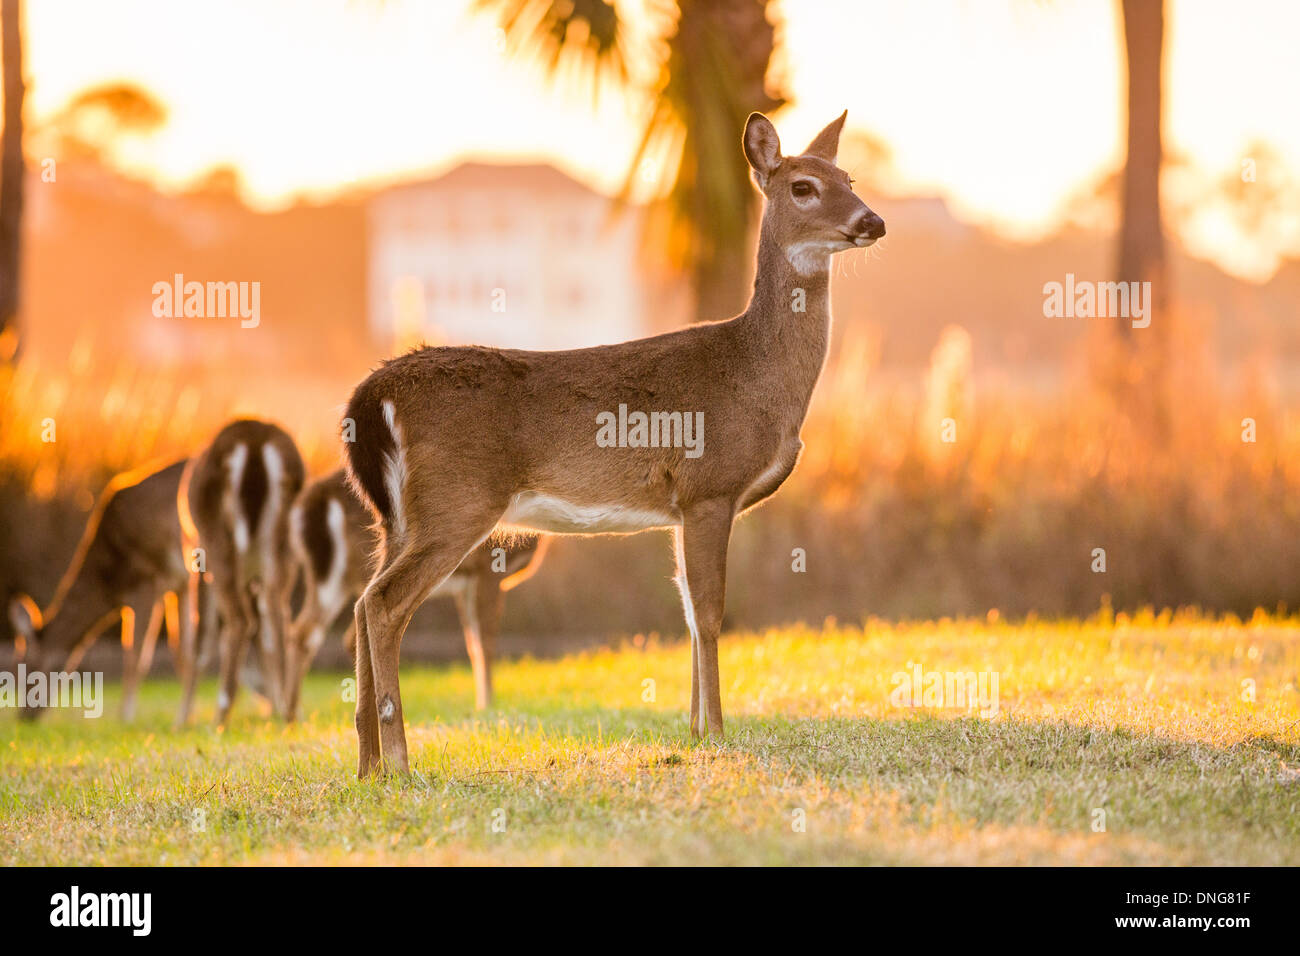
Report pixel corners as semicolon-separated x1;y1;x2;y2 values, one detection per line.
1116;0;1165;340
1103;0;1171;440
670;0;783;322
692;222;755;322
0;0;24;362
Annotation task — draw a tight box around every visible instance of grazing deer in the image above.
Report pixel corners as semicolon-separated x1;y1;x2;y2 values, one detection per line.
283;469;549;721
343;110;882;775
179;419;304;724
6;459;214;722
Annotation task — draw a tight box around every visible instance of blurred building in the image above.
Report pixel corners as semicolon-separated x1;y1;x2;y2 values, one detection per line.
367;163;658;351
20;159;1300;391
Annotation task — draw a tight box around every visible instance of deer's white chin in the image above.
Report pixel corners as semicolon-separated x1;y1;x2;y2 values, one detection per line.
853;236;877;248
785;239;850;275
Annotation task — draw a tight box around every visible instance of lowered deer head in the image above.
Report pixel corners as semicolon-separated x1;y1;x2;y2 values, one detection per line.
6;459;194;721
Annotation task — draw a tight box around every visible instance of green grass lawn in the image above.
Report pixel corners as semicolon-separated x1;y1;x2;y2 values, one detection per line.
3;613;1299;865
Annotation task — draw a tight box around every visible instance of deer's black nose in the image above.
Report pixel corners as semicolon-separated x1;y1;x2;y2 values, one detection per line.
853;210;885;240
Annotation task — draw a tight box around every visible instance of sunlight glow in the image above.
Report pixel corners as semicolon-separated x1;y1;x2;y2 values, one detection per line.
16;0;1300;279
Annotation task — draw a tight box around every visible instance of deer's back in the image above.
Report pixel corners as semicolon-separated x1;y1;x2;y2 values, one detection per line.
82;458;190;596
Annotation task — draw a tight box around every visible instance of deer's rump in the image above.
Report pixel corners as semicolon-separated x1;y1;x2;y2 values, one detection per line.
188;420;306;583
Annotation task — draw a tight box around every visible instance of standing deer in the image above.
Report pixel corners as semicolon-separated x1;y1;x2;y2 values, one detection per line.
179;419;304;724
6;459;215;722
283;469;548;721
344;111;882;776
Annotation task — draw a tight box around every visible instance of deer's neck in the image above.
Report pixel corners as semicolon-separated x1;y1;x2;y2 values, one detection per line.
735;227;833;417
39;572;115;662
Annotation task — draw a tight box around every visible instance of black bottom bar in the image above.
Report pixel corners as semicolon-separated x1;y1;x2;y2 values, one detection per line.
1;865;1285;943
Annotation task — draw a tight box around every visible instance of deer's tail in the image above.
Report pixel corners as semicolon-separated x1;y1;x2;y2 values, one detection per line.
343;379;405;537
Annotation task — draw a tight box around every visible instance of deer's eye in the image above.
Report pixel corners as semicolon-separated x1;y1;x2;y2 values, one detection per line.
791;181;815;199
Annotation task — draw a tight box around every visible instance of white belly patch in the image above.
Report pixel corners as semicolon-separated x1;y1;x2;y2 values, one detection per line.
501;491;676;535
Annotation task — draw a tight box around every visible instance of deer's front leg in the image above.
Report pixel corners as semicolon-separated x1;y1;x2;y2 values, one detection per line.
137;599;165;679
691;633;702;736
175;572;200;726
119;604;141;722
678;500;734;739
116;592;159;721
674;526;703;737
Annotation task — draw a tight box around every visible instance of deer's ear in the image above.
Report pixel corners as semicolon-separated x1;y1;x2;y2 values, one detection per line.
743;112;782;188
802;110;847;164
8;594;40;641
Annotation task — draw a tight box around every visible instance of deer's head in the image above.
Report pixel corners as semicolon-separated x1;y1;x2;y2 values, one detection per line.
6;594;48;719
743;110;884;276
7;593;40;661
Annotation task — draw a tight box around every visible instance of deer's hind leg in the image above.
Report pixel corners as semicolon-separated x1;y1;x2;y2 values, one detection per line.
213;561;258;727
353;595;380;778
176;570;215;727
257;522;297;719
355;530;396;778
361;497;507;775
286;571;348;724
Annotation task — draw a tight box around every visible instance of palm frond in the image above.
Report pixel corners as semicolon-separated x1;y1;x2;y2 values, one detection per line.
478;0;788;319
475;0;628;91
624;0;786;274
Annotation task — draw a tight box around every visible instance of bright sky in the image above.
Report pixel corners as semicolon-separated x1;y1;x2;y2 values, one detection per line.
21;0;1300;279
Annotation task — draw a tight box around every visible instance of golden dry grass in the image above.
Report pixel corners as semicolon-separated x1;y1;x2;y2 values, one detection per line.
6;336;1300;634
3;613;1298;866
